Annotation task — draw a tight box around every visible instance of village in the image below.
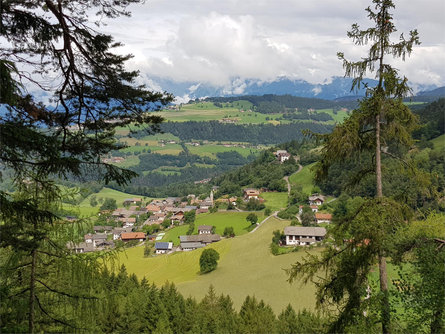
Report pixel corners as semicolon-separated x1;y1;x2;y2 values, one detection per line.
68;150;333;255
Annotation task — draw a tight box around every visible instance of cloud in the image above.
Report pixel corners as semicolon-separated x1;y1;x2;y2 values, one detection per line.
101;0;445;88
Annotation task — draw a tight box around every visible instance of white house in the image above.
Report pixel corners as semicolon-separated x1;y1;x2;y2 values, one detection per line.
155;242;173;254
198;225;213;234
308;194;325;206
284;226;326;246
315;213;332;224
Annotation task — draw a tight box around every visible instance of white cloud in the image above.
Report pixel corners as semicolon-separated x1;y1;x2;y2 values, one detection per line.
100;0;445;88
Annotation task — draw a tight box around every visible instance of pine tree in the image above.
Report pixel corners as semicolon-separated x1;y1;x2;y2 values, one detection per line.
289;1;420;333
0;1;172;332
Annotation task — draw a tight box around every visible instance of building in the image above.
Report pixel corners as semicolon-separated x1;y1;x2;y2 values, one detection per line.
121;232;146;242
315;213;332;224
284;226;326;246
308;194;325;206
243;188;260;201
155;242;173;254
198;225;213;234
123;198;142;206
179;234;221;251
275;150;291;163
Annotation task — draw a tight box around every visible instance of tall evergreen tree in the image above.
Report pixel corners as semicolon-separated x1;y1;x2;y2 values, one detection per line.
0;1;172;332
289;1;420;333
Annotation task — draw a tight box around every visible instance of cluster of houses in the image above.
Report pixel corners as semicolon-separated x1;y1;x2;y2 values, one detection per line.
154;225;222;254
68;194;216;254
299;194;333;224
101;156;125;164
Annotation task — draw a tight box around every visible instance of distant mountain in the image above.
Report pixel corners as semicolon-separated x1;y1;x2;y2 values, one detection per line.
417;86;445;97
146;76;438;102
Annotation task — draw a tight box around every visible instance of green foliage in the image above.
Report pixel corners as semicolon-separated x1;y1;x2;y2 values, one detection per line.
264;207;272;216
239;296;277;334
245;199;265;211
184;210;196;224
223;226;235;237
246;213;258;225
199;249;220;274
89;195;98;207
100;198;117;211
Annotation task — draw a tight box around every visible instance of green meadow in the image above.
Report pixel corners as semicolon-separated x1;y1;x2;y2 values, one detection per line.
118;216;320;313
289;163;316;194
260;192;289;211
430;134;445;151
187;144;260;158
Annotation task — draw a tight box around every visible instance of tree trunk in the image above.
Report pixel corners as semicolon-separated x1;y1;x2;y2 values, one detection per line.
29;248;37;334
376;111;390;334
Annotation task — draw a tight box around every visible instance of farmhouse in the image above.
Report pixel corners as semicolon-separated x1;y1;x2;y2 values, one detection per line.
67;241;94;253
315;213;332;224
155;242;173;254
123;198;142;206
93;225;113;233
121;232;146;242
198;225;213;234
243;188;260;201
284;226;326;246
308;194;325;206
274;150;291;163
179;234;221;251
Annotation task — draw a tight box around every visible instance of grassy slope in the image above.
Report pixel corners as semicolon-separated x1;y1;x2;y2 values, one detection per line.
430;134;445;151
64;187;153;217
118;217;319;313
193;211;252;236
260;192;289;211
289;163;316;194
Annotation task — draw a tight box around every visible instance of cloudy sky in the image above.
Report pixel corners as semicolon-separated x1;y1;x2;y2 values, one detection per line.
101;0;445;89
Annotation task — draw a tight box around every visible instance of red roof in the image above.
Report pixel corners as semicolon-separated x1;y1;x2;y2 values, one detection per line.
315;213;332;220
121;232;146;240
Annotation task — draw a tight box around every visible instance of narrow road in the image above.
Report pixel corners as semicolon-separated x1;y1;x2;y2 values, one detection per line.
249;211;279;233
283;163;303;195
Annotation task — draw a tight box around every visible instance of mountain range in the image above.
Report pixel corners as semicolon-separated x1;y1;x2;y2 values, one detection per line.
145;76;442;102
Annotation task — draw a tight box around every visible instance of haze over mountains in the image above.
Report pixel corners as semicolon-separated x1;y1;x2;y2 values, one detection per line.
145;76;442;103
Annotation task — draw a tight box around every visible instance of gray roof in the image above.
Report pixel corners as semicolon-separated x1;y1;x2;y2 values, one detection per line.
180;242;205;249
198;225;213;231
284;226;326;237
179;234;221;243
93;225;113;231
92;233;107;240
155;242;172;250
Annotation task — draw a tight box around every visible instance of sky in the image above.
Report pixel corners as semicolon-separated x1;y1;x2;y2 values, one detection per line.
100;0;445;90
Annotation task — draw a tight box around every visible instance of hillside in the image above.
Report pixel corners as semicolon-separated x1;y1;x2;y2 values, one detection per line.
118;216;319;313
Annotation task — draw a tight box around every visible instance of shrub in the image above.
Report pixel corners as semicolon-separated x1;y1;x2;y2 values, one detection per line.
199;249;220;273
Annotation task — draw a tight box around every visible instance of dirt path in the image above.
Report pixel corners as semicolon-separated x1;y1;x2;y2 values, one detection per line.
284;163;303;195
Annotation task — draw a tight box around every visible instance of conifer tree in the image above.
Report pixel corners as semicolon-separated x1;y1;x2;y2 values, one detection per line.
289;1;420;333
0;1;172;332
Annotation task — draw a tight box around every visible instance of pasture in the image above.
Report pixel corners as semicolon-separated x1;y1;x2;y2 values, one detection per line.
289;163;316;194
430;134;445;151
118;216;320;313
260;192;289;211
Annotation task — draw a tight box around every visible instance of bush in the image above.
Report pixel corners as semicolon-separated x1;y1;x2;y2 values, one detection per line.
223;226;235;237
199;249;220;273
100;198;117;211
246;213;258;225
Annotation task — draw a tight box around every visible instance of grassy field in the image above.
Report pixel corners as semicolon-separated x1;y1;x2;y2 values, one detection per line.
260;192;289;211
430;134;445;151
193;211;253;236
118;216;320;313
188;144;259;158
289;163;316;194
316;108;350;123
161;225;189;245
